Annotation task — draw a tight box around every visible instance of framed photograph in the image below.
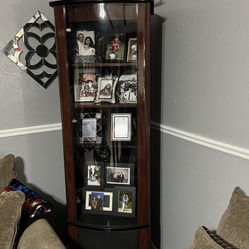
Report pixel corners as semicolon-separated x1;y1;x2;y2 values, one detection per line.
106;166;130;185
105;34;125;61
127;38;137;62
87;164;101;186
75;30;96;63
76;73;97;102
114;187;136;217
85;190;113;212
95;76;118;104
115;74;137;103
78;112;102;145
111;113;131;141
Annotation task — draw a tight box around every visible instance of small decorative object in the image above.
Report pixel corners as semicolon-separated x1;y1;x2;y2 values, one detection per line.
105;34;125;61
86;164;101;186
75;30;96;64
116;73;137;103
111;113;131;141
85;190;113;212
2;11;57;89
127;38;137;62
95;75;118;103
78;112;102;145
106;166;130;185
114;187;136;217
7;179;52;218
75;73;97;102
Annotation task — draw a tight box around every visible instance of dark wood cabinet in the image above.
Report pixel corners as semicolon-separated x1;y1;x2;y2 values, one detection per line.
50;1;153;248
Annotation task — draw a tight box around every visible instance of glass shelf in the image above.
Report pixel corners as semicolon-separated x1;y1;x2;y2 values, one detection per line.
72;62;137;68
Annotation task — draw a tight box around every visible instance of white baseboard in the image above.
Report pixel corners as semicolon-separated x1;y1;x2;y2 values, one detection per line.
151;121;249;160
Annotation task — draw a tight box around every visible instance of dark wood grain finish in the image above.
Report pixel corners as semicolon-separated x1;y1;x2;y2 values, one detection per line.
52;2;153;248
53;5;78;243
67;3;137;22
137;3;151;249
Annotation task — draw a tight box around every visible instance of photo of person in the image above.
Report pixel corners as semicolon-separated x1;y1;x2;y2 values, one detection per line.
82;118;96;139
98;79;113;99
87;165;101;186
75;30;96;63
116;74;137;103
127;38;137;62
106;167;130;185
118;191;132;214
85;191;113;212
89;192;104;210
95;76;118;103
79;73;97;102
105;34;125;61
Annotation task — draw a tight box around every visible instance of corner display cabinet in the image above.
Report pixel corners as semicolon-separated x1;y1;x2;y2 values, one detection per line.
50;0;153;248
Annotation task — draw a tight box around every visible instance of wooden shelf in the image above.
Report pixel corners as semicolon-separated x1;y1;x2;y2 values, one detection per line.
74;102;137;109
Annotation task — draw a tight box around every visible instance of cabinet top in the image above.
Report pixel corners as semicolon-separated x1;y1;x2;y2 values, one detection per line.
49;0;154;8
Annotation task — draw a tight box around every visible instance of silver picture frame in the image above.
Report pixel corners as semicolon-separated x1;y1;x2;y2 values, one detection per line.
111;113;131;141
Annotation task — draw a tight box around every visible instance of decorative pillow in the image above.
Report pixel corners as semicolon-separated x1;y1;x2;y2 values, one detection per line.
217;186;249;249
0;190;25;249
189;226;238;249
17;219;66;249
0;154;16;193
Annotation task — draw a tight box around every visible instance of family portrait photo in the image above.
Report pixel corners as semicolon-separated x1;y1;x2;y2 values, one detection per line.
106;167;130;185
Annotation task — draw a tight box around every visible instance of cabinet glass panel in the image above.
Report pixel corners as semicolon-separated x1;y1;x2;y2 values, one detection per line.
66;3;139;228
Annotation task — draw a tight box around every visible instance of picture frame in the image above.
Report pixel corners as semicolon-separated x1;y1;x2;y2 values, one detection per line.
114;187;136;217
115;73;137;103
95;76;118;104
75;73;97;102
105;34;125;61
111;113;131;141
127;38;137;62
86;164;102;186
106;166;130;185
85;190;113;213
75;30;96;63
78;112;102;145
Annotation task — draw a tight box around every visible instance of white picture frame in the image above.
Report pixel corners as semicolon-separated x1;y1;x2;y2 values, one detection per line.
111;113;131;141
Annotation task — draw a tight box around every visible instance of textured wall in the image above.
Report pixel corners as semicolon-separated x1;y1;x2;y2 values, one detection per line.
0;0;66;204
154;1;249;248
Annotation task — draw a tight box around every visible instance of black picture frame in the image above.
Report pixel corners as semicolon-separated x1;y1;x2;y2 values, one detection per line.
105;163;135;187
114;186;136;217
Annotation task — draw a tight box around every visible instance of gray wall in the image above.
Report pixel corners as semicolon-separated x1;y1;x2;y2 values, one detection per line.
0;0;66;204
154;1;249;248
1;1;249;249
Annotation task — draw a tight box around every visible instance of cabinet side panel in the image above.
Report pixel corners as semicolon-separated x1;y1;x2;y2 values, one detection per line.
137;3;151;249
53;5;78;242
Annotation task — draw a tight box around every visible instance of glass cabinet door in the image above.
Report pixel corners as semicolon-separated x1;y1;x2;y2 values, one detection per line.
67;2;139;225
51;2;151;249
